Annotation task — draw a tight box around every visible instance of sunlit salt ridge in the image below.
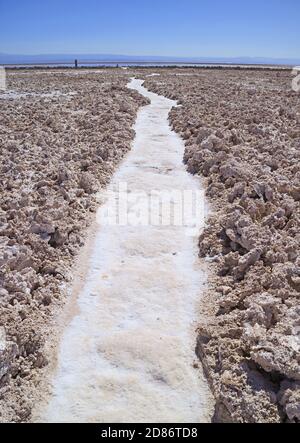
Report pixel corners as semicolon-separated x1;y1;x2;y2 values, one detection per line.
36;78;213;423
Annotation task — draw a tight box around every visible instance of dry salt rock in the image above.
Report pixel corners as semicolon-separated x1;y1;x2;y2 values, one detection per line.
143;68;300;423
0;69;149;422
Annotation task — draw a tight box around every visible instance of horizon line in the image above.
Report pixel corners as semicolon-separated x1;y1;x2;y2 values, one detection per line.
1;52;300;61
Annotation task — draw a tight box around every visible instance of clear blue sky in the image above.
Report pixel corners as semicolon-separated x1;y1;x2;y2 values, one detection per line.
0;0;299;58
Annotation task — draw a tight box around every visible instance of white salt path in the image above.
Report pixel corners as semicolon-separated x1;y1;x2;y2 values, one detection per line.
38;79;213;423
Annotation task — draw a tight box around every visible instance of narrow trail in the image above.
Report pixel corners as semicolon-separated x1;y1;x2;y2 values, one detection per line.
36;79;213;423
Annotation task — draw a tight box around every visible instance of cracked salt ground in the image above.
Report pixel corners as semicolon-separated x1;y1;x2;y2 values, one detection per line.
36;79;214;423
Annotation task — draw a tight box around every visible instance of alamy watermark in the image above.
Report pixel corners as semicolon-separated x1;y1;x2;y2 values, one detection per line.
96;182;205;237
0;67;6;91
292;66;300;92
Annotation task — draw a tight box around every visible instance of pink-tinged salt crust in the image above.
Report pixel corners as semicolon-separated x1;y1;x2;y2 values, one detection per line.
0;70;148;422
143;68;300;423
1;67;299;423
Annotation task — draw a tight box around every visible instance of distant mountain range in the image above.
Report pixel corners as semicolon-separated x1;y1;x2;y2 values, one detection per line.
1;53;300;66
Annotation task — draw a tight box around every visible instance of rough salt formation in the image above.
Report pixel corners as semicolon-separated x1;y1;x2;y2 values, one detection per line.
0;69;148;422
143;68;300;423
